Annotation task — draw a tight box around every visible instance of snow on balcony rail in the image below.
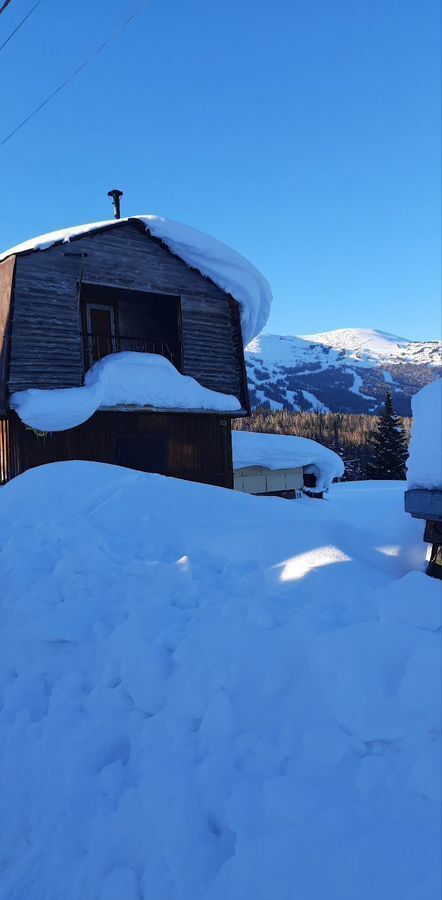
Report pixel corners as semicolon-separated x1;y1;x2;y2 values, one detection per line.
11;352;241;432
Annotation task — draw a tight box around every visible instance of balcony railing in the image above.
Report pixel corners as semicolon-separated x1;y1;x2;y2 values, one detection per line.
82;333;182;371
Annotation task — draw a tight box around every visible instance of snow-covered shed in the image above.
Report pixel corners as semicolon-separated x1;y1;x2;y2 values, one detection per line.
0;213;271;486
232;430;344;498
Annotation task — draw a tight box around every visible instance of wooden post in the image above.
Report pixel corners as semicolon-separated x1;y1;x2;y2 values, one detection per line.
424;520;442;580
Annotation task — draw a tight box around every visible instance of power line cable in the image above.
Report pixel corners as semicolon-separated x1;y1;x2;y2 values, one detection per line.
0;0;43;52
1;0;152;147
0;0;14;15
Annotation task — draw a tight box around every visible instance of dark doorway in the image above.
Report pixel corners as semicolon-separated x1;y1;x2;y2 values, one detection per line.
116;434;168;474
81;283;182;372
85;304;116;365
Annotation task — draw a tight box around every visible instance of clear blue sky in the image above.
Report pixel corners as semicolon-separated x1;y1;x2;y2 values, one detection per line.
0;0;440;341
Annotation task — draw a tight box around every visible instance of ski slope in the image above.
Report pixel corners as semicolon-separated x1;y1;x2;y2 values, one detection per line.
246;328;441;415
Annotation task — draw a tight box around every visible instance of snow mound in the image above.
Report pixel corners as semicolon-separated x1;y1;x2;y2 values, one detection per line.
11;352;241;431
0;463;438;900
407;379;442;489
233;430;344;492
379;571;441;631
0;215;272;346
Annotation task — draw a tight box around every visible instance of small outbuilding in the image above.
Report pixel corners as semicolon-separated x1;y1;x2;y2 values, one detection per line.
232;430;344;499
0;211;272;488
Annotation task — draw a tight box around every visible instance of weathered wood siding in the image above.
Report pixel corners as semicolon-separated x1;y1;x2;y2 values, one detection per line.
0;255;15;411
0;410;233;488
8;248;84;394
404;489;442;522
7;221;248;409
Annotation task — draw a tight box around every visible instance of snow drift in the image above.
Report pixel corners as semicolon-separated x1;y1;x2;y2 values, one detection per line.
232;430;344;492
0;463;439;900
11;352;241;431
407;379;442;490
0;215;273;346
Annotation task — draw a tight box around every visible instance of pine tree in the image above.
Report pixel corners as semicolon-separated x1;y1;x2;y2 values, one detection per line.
365;392;409;480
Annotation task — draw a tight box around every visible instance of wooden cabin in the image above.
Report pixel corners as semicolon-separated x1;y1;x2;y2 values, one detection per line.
0;216;252;487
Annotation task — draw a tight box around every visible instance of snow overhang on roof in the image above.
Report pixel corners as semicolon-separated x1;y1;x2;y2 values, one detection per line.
0;215;272;347
232;430;345;493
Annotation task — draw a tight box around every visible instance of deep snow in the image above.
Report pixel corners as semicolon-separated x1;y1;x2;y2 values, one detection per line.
232;430;344;493
11;352;241;431
0;215;272;347
407;379;442;490
0;465;440;900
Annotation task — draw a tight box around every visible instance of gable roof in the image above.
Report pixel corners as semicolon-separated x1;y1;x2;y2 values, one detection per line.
0;215;272;346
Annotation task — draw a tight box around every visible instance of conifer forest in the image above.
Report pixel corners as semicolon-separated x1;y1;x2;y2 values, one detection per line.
233;407;412;481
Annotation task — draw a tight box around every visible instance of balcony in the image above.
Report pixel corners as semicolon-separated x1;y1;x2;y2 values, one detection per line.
82;333;182;373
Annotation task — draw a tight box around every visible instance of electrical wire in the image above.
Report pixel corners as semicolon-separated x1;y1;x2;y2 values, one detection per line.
1;0;152;147
0;0;14;16
0;0;44;52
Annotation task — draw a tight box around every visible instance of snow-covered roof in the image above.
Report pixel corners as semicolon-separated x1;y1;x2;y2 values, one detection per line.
407;379;442;490
11;352;241;432
232;430;345;492
0;215;272;346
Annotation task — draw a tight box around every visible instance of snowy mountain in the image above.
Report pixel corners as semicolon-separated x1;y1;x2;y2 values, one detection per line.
246;328;441;415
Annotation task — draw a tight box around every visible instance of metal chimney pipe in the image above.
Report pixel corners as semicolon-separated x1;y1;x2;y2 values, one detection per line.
108;189;123;219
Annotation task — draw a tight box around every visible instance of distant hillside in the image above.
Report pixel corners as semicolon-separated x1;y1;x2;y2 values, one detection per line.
245;328;441;416
233;409;411;482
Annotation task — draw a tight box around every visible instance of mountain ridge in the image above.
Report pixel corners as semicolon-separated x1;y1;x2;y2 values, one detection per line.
245;328;441;415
